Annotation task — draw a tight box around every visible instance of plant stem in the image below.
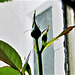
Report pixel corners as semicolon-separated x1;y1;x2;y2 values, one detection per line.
35;40;43;75
37;51;43;75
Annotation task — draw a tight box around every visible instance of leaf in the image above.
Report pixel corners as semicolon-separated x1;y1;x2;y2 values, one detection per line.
22;60;28;75
0;66;21;75
0;0;12;2
56;26;75;38
26;63;31;75
43;26;75;51
0;40;22;70
22;51;31;75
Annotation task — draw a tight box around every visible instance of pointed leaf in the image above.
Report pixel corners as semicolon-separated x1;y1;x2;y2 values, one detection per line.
0;40;22;70
0;66;21;75
26;63;31;75
22;60;28;75
22;51;31;75
56;26;75;38
43;26;75;51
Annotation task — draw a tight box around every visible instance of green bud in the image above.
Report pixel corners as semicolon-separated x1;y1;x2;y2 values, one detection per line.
42;32;47;47
31;22;41;40
42;25;49;46
41;26;49;52
31;10;41;40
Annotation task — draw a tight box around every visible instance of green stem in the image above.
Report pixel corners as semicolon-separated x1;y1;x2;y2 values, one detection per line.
35;40;43;75
37;51;43;75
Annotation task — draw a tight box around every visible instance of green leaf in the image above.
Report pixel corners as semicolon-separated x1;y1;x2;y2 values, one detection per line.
0;66;21;75
0;40;22;70
22;51;31;75
43;26;75;51
56;26;75;38
26;63;31;75
22;60;28;75
0;0;12;2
